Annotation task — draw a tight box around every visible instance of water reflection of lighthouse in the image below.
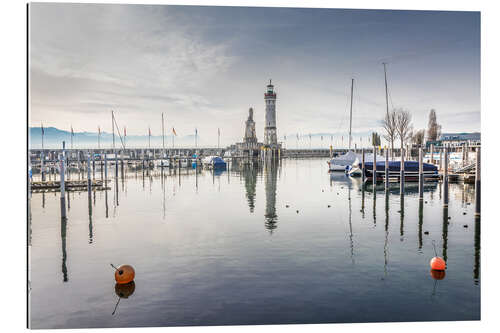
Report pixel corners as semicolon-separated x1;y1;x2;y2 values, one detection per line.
243;164;258;213
264;161;279;233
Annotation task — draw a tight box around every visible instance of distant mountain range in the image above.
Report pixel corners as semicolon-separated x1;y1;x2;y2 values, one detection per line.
29;127;200;149
29;127;377;149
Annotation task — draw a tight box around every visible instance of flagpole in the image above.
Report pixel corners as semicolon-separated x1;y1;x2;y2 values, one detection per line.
124;126;126;150
98;126;101;150
217;128;220;150
148;127;151;150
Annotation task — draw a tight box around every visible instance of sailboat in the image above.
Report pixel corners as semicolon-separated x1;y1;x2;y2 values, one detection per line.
328;79;359;171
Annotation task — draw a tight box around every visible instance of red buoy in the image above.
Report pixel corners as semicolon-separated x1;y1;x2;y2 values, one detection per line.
111;264;135;284
430;257;446;271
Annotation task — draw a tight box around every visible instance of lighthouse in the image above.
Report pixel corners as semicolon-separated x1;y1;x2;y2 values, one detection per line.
264;80;278;148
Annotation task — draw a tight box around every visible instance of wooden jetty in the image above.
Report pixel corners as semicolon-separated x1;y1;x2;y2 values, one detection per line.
31;180;108;192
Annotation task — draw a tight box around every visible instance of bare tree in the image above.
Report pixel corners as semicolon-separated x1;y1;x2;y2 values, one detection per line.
412;129;425;146
395;109;413;156
382;109;397;159
427;109;442;142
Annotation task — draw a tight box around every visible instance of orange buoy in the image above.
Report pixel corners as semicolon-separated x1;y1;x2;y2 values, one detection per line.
430;269;446;280
430;257;446;271
111;264;135;284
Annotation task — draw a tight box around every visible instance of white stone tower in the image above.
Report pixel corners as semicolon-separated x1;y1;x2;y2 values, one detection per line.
264;80;278;147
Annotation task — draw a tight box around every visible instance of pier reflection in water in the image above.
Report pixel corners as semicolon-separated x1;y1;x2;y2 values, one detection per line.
29;158;480;329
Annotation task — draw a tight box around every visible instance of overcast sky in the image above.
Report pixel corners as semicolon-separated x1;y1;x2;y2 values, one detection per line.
29;3;480;146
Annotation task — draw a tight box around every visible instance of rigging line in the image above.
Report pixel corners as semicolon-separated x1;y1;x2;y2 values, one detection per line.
388;89;395;110
384;69;395;110
112;116;126;150
333;89;350;137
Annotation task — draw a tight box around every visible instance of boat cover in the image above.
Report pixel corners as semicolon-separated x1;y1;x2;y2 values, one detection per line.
361;161;438;172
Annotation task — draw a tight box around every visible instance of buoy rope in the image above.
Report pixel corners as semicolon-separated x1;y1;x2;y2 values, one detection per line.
432;240;438;257
110;263;118;271
112;297;121;315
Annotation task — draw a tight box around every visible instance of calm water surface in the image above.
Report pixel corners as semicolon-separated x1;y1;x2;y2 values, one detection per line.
28;158;480;328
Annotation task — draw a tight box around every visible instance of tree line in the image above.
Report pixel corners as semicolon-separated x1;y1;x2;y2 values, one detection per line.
379;108;441;158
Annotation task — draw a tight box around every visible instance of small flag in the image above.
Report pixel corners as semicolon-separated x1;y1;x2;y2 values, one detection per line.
321;135;323;141
195;128;198;136
148;127;151;136
124;127;127;137
98;126;101;135
172;127;177;136
71;126;74;136
296;133;299;140
41;123;44;135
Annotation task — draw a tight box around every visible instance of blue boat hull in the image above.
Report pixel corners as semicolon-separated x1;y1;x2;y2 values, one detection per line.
360;161;439;182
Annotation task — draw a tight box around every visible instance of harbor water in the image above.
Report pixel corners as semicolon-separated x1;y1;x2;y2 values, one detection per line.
28;158;480;328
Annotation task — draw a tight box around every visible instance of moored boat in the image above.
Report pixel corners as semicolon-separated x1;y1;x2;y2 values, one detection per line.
202;156;227;169
360;160;439;182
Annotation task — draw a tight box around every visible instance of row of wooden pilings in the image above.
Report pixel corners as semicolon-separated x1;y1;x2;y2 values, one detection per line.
53;141;222;218
359;145;480;216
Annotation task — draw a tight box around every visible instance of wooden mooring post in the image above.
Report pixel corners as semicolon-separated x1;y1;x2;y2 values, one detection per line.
59;143;67;219
142;149;145;170
443;145;449;207
361;148;365;182
385;147;389;190
92;150;95;179
120;150;124;178
104;153;108;182
439;149;443;171
462;144;466;168
87;154;92;194
430;144;434;165
115;151;118;178
418;146;424;200
475;147;480;216
41;150;45;181
400;148;405;195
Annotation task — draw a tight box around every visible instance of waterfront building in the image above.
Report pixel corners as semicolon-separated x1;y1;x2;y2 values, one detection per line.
426;132;481;147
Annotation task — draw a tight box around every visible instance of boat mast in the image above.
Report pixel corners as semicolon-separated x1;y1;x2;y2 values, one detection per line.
349;78;354;150
162;113;165;157
383;62;389;118
111;110;115;151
